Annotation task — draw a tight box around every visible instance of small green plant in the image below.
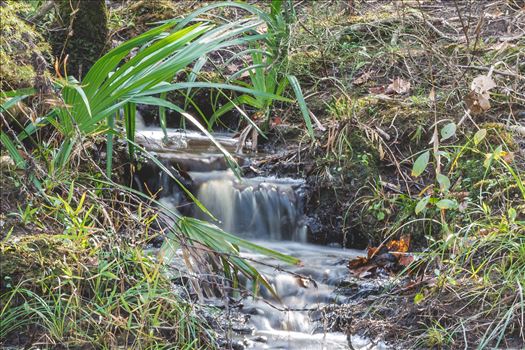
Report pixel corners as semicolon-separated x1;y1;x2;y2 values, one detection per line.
406;123;525;347
204;1;313;138
14;203;39;226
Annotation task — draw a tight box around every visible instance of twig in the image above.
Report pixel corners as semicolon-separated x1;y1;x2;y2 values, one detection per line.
456;65;525;80
28;0;55;23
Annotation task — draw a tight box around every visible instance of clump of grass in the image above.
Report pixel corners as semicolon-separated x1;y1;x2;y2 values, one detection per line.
1;239;215;349
414;210;524;348
0;184;215;349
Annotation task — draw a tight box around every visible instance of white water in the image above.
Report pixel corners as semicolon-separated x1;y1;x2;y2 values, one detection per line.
238;241;359;350
191;170;307;242
136;118;387;349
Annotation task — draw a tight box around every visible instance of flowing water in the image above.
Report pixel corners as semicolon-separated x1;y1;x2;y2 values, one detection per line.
136;119;387;350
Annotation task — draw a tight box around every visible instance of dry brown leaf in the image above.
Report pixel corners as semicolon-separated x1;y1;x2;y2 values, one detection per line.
428;87;436;102
387;234;411;253
393;253;415;267
465;91;491;115
369;86;386;94
353;71;373;85
349;256;369;268
386;77;411;95
270;116;282;128
502;151;515;164
226;64;238;73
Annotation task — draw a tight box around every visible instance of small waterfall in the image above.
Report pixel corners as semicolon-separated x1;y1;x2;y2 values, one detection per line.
190;171;307;242
133;123;381;349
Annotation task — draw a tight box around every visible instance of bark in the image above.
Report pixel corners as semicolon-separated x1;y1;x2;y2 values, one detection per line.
52;0;108;79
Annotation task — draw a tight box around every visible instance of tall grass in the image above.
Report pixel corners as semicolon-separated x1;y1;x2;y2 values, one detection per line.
1;236;214;348
407;127;525;348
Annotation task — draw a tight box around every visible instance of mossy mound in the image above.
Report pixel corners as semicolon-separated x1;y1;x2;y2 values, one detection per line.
0;0;51;90
0;234;87;287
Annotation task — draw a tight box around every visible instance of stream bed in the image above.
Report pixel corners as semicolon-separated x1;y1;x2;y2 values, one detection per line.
136;122;387;350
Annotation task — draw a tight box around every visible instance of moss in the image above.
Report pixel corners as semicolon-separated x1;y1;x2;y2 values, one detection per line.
0;234;88;287
52;0;108;79
0;0;51;90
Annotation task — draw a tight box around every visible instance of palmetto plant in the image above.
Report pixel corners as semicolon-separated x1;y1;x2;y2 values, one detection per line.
2;2;313;173
52;17;289;176
1;3;304;297
203;0;314;137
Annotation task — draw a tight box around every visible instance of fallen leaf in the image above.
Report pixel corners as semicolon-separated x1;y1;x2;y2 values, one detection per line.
348;256;369;269
428;87;436;102
348;236;413;278
386;77;411;95
471;74;496;95
465;91;491;115
387;234;411;253
359;270;374;278
392;252;414;267
270;116;282;127
369;86;385;94
353;71;373;85
502;152;515;163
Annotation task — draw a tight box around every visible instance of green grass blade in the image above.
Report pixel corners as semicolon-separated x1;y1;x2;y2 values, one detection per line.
124;102;136;159
106;112;115;177
159;92;168;142
0;132;26;169
287;75;313;139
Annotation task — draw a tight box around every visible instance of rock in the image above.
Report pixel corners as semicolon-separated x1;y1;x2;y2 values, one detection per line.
231;340;246;350
218;339;245;350
232;325;255;335
252;335;268;343
242;307;265;316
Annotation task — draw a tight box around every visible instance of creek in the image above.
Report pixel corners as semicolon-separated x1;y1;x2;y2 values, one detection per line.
135;118;386;350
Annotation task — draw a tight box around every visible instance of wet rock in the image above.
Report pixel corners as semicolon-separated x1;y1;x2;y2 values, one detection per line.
242;338;254;347
218;340;245;350
310;309;324;322
232;325;255;335
252;335;268;343
242;306;265;316
231;340;246;350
